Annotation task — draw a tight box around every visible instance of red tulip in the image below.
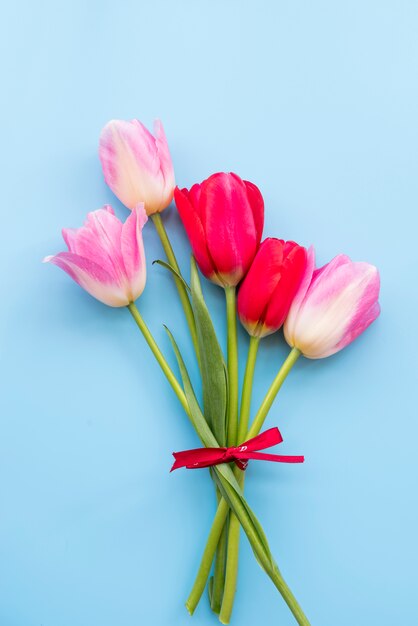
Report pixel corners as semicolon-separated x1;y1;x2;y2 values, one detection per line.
174;172;264;287
237;238;308;338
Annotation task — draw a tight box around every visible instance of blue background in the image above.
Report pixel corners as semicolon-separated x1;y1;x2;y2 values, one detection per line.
1;1;417;625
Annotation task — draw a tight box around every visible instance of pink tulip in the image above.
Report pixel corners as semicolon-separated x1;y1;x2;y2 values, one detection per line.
237;238;307;338
99;119;175;215
174;172;264;287
44;205;148;307
284;250;380;358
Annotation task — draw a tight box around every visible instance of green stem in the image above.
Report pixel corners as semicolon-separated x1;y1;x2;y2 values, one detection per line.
186;347;301;616
219;473;243;624
219;336;260;623
186;496;229;615
151;213;199;356
127;306;308;624
186;495;231;615
211;286;238;610
215;469;309;626
237;336;260;443
127;302;188;415
210;510;228;613
247;347;300;439
225;286;239;446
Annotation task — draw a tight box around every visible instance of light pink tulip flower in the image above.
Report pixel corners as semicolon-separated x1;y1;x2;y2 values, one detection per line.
284;250;380;358
44;205;147;307
99;119;175;215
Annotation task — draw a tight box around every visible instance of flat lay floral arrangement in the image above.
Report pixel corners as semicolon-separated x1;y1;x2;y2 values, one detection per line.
44;119;380;625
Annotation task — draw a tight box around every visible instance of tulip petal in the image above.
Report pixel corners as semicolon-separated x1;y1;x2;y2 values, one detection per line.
284;245;315;344
174;186;220;283
62;206;126;283
334;267;380;353
100;120;145;210
244;180;264;244
263;244;307;333
308;254;351;292
121;204;148;301
237;238;285;336
43;252;130;307
154;119;175;201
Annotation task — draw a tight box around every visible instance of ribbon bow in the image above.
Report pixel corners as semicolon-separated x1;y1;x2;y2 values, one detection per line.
170;427;304;472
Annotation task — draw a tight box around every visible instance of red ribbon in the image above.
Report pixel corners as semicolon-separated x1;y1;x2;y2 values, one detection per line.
170;427;304;472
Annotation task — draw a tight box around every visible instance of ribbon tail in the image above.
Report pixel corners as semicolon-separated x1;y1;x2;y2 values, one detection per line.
170;457;186;472
170;450;195;471
235;451;304;464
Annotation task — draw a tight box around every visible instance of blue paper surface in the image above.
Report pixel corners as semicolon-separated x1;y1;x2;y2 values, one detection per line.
1;1;417;624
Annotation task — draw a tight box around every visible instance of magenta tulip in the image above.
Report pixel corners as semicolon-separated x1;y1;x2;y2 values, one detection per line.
238;238;308;338
174;172;264;287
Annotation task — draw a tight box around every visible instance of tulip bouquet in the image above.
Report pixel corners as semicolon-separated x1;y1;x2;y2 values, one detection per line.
44;118;380;625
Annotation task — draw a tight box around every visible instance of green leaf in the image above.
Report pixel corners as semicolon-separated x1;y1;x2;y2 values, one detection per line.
165;326;274;575
190;257;228;446
152;259;191;293
164;325;218;448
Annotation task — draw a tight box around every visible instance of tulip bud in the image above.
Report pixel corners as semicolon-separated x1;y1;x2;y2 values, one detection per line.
99;119;175;215
237;238;308;338
44;205;147;307
174;172;264;287
284;250;380;358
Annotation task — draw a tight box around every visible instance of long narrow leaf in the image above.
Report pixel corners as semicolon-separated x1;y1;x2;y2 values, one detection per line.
164;326;218;448
190;257;228;446
152;259;191;292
